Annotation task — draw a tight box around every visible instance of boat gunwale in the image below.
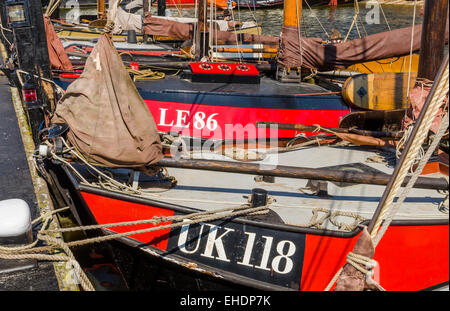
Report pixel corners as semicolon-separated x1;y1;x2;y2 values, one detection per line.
59;162;449;240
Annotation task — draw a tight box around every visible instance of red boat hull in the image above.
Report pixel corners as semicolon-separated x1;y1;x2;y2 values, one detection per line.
77;189;449;291
55;78;351;140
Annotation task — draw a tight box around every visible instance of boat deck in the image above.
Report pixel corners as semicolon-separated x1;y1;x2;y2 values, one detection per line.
134;75;335;97
153;146;448;230
77;143;448;233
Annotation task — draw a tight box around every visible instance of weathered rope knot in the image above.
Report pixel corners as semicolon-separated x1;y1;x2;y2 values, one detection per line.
346;252;384;290
103;22;116;34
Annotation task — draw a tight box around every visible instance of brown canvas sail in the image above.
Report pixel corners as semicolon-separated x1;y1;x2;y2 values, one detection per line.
142;12;279;45
51;33;163;169
278;24;449;71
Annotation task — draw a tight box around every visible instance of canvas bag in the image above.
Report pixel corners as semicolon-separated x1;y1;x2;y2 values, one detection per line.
51;33;163;168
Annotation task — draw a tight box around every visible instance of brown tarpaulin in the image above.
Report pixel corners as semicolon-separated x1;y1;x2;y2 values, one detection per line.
143;12;194;41
51;34;163;169
142;12;279;45
278;24;449;71
43;14;73;71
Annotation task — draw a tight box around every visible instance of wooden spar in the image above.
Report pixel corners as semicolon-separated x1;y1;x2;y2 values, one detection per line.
97;0;106;19
256;122;404;139
283;0;302;28
215;47;279;54
417;0;449;80
195;0;206;60
157;158;448;191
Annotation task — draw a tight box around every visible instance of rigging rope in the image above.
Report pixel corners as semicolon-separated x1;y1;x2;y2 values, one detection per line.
325;54;449;291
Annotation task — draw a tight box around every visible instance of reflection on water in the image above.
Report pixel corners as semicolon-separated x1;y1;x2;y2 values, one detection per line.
163;4;423;37
60;2;424;38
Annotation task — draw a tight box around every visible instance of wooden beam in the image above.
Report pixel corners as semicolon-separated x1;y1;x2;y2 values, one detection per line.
157;158;449;191
418;0;449;81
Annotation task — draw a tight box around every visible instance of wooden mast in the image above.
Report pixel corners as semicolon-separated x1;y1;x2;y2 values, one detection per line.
279;0;303;82
97;0;106;20
283;0;302;29
417;0;449;81
195;0;206;61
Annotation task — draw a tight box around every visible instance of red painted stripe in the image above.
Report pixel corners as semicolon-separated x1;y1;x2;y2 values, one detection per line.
147;99;349;139
301;224;449;291
80;192;174;251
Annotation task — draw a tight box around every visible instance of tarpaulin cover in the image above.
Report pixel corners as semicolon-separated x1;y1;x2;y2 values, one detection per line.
143;12;279;45
112;7;143;34
43;14;73;71
52;34;163;168
278;24;449;71
143;12;193;41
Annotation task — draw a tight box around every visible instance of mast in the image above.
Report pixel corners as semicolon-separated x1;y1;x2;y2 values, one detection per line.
417;0;449;80
278;0;303;82
283;0;302;29
97;0;106;19
195;0;206;61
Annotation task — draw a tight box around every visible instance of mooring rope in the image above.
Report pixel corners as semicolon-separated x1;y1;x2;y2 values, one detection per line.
0;206;95;291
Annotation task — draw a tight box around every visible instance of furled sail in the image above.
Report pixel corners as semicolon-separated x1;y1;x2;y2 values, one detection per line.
278;24;449;71
51;33;163;169
142;11;279;44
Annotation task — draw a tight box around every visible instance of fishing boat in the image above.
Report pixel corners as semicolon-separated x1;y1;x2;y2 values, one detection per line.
50;0;450;141
38;35;450;290
2;0;448;291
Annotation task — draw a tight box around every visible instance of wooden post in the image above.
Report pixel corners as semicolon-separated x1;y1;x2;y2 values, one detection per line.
417;0;449;81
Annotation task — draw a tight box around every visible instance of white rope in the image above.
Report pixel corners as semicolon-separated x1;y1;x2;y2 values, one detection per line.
373;106;449;247
369;56;449;240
